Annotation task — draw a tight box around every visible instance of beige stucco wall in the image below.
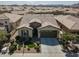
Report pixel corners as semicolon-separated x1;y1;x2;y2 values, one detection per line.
18;27;32;38
17;26;60;38
0;19;11;32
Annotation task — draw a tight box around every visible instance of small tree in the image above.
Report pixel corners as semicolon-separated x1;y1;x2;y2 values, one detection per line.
62;32;75;42
15;36;21;44
0;30;7;44
9;44;17;55
6;33;11;40
75;35;79;42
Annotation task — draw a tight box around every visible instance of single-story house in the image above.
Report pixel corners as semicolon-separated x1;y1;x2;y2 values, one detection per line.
0;13;22;33
16;14;60;38
55;15;79;34
11;11;26;15
15;14;79;39
4;13;23;30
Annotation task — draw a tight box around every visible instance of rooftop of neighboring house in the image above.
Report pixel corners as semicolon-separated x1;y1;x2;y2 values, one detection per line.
0;13;22;23
0;14;9;20
12;6;24;11
55;15;79;31
11;11;26;15
4;13;23;23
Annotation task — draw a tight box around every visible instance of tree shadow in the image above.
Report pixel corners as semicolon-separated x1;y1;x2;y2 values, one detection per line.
65;53;79;57
40;38;59;46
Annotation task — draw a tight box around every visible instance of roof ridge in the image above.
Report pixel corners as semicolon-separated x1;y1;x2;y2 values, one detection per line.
0;13;9;19
71;22;77;29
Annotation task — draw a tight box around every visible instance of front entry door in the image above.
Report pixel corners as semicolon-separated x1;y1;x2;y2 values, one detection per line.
33;28;38;38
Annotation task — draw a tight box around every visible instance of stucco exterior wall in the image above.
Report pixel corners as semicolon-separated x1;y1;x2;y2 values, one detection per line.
0;19;11;32
18;27;32;37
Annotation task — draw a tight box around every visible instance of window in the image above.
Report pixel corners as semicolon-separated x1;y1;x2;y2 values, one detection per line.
21;30;24;36
5;21;7;24
5;25;9;32
21;30;28;37
24;32;27;35
0;23;3;26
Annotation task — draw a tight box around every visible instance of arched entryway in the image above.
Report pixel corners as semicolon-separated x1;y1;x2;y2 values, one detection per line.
29;19;41;38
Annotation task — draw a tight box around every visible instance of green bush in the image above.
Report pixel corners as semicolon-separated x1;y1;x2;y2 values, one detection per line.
0;30;7;44
29;37;32;41
9;44;17;55
6;33;11;39
27;42;35;48
75;35;79;41
15;36;22;44
62;32;75;41
18;45;21;50
15;36;21;40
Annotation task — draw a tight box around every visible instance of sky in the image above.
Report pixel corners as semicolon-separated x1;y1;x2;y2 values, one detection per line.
0;1;79;5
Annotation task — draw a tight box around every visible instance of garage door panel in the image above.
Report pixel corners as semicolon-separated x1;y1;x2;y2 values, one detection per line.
40;30;57;38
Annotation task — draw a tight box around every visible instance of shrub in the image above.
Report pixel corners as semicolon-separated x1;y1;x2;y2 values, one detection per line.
15;36;22;44
18;45;21;50
27;42;35;48
9;44;17;55
6;33;11;39
62;32;75;41
0;30;7;44
75;35;79;41
35;45;40;53
15;36;21;40
29;37;32;41
27;48;30;51
10;40;14;45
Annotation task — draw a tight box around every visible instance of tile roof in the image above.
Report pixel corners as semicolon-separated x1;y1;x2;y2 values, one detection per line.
4;13;22;23
55;15;79;30
39;22;60;29
0;14;9;20
17;24;32;30
17;14;60;29
11;11;26;15
29;18;42;24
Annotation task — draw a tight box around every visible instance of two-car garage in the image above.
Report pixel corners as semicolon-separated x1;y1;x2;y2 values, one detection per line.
40;30;57;38
38;25;59;38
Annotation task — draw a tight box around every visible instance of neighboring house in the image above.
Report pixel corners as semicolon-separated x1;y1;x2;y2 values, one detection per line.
12;6;24;11
4;13;22;30
0;13;22;33
16;14;60;38
11;11;26;15
55;15;79;35
0;14;10;33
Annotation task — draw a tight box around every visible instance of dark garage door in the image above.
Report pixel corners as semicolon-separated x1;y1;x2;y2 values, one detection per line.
40;30;57;38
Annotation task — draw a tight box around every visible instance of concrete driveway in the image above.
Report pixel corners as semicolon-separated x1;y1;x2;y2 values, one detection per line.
41;38;65;57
